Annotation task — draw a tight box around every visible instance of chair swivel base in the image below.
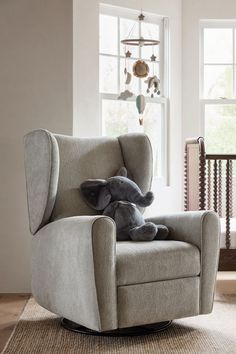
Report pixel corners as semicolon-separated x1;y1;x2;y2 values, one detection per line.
61;318;172;337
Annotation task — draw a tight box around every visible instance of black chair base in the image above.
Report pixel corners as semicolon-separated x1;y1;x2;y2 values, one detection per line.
61;318;172;337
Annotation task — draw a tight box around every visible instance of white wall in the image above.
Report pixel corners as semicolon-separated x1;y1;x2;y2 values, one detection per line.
182;0;236;141
73;0;183;216
0;0;182;292
0;0;73;292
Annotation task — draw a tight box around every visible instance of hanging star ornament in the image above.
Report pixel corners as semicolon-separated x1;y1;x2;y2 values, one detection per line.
150;54;157;62
125;50;132;58
138;12;145;21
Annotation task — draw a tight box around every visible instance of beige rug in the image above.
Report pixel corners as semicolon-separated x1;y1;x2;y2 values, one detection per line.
3;295;236;354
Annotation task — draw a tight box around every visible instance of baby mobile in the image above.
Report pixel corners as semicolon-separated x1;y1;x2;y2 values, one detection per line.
118;11;160;125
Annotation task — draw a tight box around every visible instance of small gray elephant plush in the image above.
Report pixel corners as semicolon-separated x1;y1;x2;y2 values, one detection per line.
80;167;169;242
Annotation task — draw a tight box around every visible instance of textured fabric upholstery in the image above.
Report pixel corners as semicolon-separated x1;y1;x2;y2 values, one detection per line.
118;134;153;213
51;135;124;220
116;240;200;286
24;130;59;234
146;211;220;314
50;133;153;220
32;216;117;332
24;130;220;332
117;277;200;328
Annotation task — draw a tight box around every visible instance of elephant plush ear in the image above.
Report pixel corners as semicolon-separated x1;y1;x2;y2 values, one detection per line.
80;179;111;210
116;166;128;177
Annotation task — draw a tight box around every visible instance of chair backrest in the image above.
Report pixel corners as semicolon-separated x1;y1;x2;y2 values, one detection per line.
184;137;206;211
24;129;153;234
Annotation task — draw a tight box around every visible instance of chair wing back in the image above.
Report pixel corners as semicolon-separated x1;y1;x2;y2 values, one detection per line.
24;129;153;234
24;130;60;234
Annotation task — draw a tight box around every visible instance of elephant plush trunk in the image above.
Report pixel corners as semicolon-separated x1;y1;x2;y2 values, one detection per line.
133;191;154;207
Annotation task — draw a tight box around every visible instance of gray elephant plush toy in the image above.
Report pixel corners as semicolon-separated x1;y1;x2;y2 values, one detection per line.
80;167;169;242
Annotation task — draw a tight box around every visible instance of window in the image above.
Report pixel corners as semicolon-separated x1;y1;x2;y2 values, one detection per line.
99;5;169;180
200;22;236;154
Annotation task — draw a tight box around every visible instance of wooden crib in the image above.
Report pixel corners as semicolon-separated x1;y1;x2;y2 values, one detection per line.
184;137;236;270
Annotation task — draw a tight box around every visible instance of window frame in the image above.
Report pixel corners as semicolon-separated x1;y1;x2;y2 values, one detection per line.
99;4;170;185
200;20;236;136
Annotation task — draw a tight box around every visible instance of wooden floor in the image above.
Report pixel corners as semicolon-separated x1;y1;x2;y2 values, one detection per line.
216;271;236;294
0;294;30;353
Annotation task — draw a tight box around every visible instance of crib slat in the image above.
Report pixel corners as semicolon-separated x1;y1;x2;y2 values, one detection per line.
199;145;206;210
207;159;211;210
225;160;231;249
184;151;188;211
213;159;218;213
218;160;222;217
229;160;233;219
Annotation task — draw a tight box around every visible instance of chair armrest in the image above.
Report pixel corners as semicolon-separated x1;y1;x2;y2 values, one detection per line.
146;211;220;314
32;215;117;332
146;211;220;249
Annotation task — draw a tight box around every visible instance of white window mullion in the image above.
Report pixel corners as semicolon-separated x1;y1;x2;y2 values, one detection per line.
233;28;235;97
203;63;234;66
161;100;169;185
163;17;169;98
202;98;236;104
101;92;167;104
199;25;204;100
200;100;205;136
117;16;121;94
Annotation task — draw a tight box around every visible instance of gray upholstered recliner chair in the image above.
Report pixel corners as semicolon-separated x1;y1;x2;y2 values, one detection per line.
24;129;220;334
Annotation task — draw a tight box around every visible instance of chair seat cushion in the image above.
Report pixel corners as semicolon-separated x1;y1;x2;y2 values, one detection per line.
116;240;200;286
